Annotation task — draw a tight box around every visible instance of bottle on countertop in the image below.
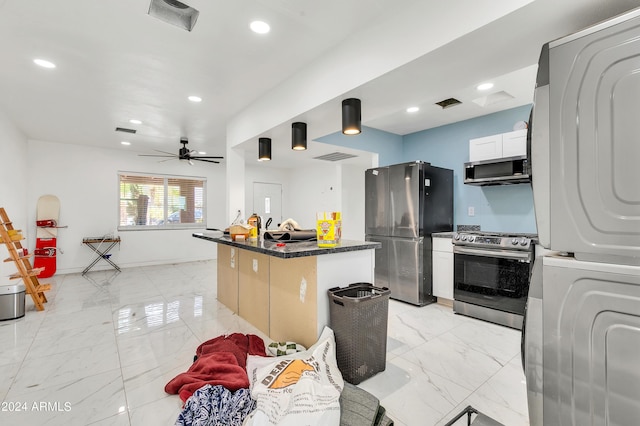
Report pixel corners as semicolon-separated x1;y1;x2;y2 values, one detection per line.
248;213;262;236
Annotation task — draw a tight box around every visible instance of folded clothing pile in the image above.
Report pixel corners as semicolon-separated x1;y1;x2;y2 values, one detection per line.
167;331;394;426
175;384;255;426
165;333;266;403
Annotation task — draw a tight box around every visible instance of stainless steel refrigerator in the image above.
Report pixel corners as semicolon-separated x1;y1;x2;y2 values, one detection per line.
365;161;453;306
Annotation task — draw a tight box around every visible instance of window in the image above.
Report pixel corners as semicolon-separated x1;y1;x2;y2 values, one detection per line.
118;172;206;229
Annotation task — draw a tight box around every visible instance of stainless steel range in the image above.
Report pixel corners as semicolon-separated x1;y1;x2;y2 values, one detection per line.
452;231;535;329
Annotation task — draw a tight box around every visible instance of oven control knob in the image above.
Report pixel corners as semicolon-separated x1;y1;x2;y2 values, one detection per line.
511;238;519;245
453;233;460;240
520;238;529;246
461;235;467;241
468;235;475;242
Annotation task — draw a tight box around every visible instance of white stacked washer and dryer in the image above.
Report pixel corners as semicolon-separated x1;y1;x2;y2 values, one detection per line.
524;7;640;426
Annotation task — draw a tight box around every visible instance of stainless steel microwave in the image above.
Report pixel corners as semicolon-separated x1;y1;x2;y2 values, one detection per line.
463;155;530;186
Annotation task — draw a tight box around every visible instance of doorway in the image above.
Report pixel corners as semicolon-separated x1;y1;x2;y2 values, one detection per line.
252;182;282;231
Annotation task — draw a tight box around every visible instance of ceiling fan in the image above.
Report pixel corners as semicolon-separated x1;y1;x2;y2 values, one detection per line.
139;138;224;165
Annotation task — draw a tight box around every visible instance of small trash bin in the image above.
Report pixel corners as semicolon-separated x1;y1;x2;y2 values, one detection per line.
0;283;26;321
328;283;390;384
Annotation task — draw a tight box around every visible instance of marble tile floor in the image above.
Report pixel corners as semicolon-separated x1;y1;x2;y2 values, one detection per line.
0;260;529;425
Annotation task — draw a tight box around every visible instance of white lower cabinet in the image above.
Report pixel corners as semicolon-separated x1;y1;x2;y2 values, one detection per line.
432;237;453;300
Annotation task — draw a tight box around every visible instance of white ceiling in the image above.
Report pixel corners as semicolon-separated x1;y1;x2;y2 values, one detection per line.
1;0;638;169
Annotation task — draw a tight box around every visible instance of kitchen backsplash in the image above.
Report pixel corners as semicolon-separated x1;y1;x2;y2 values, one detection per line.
457;224;481;232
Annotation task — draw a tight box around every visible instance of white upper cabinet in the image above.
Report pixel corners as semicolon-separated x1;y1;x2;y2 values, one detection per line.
469;134;503;162
501;129;527;158
469;129;527;162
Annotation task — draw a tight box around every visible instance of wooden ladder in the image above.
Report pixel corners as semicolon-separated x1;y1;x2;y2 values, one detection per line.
0;207;50;311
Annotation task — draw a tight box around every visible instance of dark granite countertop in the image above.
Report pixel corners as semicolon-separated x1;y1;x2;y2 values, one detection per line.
192;233;381;259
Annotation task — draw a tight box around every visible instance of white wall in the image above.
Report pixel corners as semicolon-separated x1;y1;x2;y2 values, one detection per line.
0;111;29;279
243;162;368;239
243;165;291;224
340;165;366;241
26;140;227;273
286;164;341;230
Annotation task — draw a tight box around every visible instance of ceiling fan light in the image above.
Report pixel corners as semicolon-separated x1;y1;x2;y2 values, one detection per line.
291;122;307;151
342;98;361;135
258;137;271;161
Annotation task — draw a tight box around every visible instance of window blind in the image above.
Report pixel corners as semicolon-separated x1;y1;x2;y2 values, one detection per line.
118;173;206;229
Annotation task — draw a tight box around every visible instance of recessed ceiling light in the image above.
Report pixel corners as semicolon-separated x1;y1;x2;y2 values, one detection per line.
250;20;270;34
477;82;494;91
121;141;131;146
188;95;202;102
129;119;142;125
33;58;56;69
406;106;420;113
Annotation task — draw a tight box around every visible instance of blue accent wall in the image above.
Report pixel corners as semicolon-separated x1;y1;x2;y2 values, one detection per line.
402;104;536;233
319;104;537;234
316;126;404;166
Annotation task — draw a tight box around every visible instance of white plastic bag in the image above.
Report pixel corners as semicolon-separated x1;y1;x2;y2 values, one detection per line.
243;327;344;426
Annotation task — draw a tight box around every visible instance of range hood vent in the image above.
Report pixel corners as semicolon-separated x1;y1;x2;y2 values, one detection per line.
313;152;357;162
435;98;462;109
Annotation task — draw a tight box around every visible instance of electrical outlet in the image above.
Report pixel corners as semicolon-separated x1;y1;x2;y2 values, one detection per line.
468;206;475;217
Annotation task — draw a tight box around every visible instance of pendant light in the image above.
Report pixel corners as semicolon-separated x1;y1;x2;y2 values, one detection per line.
291;122;307;151
258;137;271;161
342;98;361;135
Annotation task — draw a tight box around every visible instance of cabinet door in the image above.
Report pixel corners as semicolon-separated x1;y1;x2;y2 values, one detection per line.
238;251;270;335
502;129;527;158
432;237;453;253
216;245;239;313
269;256;318;349
469;134;503;162
432;250;453;300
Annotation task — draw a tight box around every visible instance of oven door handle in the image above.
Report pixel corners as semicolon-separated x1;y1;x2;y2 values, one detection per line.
453;246;532;262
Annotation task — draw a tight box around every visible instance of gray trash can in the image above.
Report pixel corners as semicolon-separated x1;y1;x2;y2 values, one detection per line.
0;283;26;321
328;283;390;385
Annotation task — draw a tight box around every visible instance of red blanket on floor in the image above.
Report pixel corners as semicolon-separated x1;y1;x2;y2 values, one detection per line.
165;333;266;402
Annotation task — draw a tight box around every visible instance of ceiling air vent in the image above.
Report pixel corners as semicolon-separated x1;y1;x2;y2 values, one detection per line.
435;98;462;109
148;0;199;32
115;127;137;134
472;91;515;107
313;152;358;162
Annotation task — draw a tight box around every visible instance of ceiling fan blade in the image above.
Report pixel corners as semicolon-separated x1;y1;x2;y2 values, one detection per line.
139;154;177;158
153;149;179;155
192;158;220;164
158;157;177;163
191;155;224;159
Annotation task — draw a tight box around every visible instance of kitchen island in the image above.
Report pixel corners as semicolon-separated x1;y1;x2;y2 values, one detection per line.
193;233;380;348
